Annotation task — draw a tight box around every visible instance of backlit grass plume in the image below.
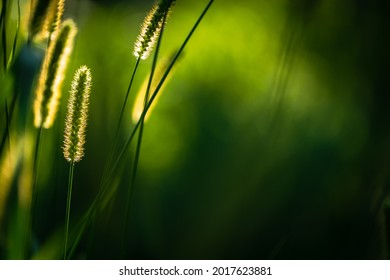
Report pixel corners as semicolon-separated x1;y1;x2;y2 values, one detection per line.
63;66;92;163
133;0;176;60
62;65;92;259
29;0;65;41
33;19;77;129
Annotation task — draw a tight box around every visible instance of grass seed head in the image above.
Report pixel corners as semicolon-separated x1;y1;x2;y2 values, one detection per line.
29;0;65;41
63;66;92;163
33;19;77;129
133;0;176;60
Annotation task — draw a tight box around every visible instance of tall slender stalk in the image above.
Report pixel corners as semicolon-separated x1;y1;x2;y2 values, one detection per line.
3;102;10;152
1;0;7;71
115;58;140;140
64;161;74;259
31;125;43;208
0;91;17;158
0;0;3;24
27;0;34;44
100;58;140;187
28;124;43;257
6;0;20;70
122;10;168;257
131;13;167;188
62;65;92;259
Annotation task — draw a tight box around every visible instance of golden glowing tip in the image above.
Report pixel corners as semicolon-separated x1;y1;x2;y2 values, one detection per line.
133;0;176;60
29;0;66;42
33;19;77;129
63;66;92;163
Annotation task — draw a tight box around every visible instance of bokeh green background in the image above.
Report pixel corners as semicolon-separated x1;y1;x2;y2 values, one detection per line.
1;0;390;259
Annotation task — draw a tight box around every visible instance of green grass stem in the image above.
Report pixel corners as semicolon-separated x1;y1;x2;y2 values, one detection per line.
0;92;17;158
0;0;3;24
1;0;7;71
28;124;43;257
121;9;168;257
64;162;75;260
31;125;43;210
27;0;34;44
100;58;141;188
4;101;10;152
67;208;92;259
0;101;11;156
6;0;20;71
115;58;140;140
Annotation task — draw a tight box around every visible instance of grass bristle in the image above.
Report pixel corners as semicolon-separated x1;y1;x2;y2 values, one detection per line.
33;19;77;129
133;0;176;60
63;66;92;163
29;0;65;41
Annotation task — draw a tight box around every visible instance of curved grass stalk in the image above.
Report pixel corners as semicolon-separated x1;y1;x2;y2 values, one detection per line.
4;102;10;152
1;0;7;71
100;58;140;188
6;0;20;71
0;93;17;159
64;162;74;259
28;124;43;258
114;58;140;141
121;8;168;257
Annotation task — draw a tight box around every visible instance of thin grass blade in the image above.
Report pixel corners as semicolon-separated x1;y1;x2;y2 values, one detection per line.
6;0;20;71
1;0;7;71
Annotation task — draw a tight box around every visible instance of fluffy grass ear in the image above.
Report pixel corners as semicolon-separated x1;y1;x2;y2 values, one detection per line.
62;66;92;259
29;0;65;42
62;65;92;259
133;0;176;60
63;66;92;163
33;19;77;129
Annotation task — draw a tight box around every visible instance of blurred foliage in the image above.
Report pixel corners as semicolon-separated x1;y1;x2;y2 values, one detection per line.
1;0;390;259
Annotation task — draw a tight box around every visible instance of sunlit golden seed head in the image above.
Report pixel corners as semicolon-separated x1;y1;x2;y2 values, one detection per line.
29;0;65;41
33;19;77;129
63;66;92;163
133;0;176;60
